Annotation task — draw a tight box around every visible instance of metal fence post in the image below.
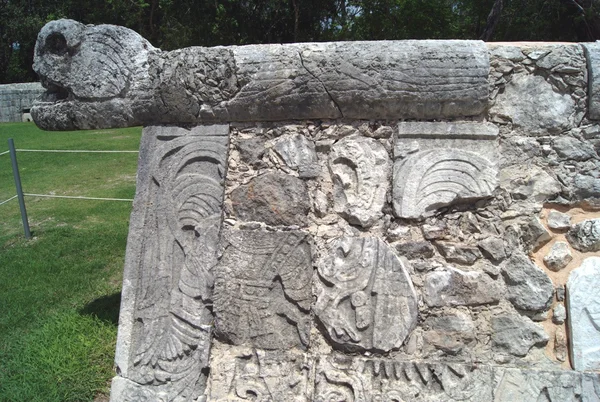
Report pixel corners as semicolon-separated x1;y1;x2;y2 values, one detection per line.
8;138;31;239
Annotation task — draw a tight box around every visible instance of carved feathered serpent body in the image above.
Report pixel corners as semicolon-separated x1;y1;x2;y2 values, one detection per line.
32;19;489;131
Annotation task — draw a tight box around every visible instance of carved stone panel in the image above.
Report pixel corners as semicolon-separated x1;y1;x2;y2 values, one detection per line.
314;355;493;402
393;122;498;219
111;125;229;402
568;256;600;371
329;134;391;227
213;229;312;349
493;368;582;401
208;343;311;402
314;236;418;352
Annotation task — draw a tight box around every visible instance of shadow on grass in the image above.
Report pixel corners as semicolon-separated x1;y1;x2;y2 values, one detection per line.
79;292;122;326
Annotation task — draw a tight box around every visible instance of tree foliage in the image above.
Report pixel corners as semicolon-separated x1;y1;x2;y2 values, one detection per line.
2;0;600;84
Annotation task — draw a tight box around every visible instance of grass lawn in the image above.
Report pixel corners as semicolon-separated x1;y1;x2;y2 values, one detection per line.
0;122;141;401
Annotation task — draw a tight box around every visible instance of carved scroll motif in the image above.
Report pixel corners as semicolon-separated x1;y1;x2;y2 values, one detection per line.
314;236;417;352
213;229;312;349
114;125;229;402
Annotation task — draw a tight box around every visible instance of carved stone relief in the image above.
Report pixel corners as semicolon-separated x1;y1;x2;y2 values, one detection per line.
314;236;417;352
213;229;312;350
393;122;498;219
329;134;391;227
112;125;229;401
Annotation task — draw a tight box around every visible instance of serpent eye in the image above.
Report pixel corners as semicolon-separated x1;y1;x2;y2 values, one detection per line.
46;32;68;56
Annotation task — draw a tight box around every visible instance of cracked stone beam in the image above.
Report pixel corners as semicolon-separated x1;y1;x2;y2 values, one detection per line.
31;19;490;131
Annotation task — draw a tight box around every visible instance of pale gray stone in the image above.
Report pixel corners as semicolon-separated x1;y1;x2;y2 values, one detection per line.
423;266;501;307
112;125;229;401
493;367;582;401
491;313;549;357
567;218;600;252
553;136;597;161
572;174;600;205
207;343;310;401
489;44;525;62
394;241;435;259
272;133;319;178
501;253;553;312
231;172;310;226
534;44;585;72
520;217;552;251
329;135;390;227
489;73;578;134
478;236;507;262
424;311;475;355
555;328;568;362
314;236;417;352
556;285;566;301
213;229;312;349
315;355;493;402
544;241;573;271
553;303;567;324
583;41;600;120
567;257;600;371
237;137;265;168
435;242;482;265
547;210;571;230
499;165;561;203
422;221;451;240
583;373;600;402
32;19;490;130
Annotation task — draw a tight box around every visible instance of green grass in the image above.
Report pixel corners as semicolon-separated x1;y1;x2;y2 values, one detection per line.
0;122;141;401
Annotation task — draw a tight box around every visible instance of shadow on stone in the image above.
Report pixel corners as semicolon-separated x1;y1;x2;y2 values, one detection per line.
79;292;121;326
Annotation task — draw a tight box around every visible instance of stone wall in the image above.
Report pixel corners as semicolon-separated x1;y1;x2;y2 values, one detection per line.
29;20;600;402
0;82;43;122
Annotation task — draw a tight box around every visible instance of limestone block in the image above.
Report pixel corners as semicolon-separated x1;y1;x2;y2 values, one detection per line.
315;355;493;402
583;373;600;402
584;41;600;120
499;165;561;203
394;241;435;260
213;229;312;349
231;172;310;226
111;125;229;401
567;257;600;371
236;137;266;168
547;210;571;230
555;328;568;362
393;122;498;219
478;237;507;262
493;368;582;401
31;19;490;130
520;216;552;251
544;241;573;271
272;134;319;178
207;343;310;401
501;253;553;312
329;134;390;227
553;136;598;161
314;236;417;352
435;242;482;265
423;311;476;355
553;303;567;324
423;266;501;307
567;218;600;252
489;72;578;134
491;313;549;357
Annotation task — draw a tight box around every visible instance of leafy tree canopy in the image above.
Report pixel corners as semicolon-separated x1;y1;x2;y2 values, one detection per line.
1;0;599;84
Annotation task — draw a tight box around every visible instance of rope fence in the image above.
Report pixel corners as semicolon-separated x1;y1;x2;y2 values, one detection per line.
1;140;138;238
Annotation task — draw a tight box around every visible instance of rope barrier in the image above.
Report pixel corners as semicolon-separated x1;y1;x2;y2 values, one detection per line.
16;149;139;153
0;195;17;206
0;150;9;157
24;193;134;202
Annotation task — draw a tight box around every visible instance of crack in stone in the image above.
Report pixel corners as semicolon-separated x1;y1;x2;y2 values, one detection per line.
298;50;344;118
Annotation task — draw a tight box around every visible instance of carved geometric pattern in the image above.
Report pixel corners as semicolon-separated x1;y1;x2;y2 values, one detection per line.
314;236;417;352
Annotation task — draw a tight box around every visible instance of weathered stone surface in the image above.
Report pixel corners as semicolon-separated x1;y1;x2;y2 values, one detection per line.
423;266;501;307
329;135;390;227
572;174;600;205
501;253;553;312
553;303;567;324
478;236;507;262
208;343;310;401
423;311;476;355
111;125;229;401
489;73;578;134
583;373;600;402
499;165;561;203
272;133;320;178
553;136;597;161
520;217;552;251
314;236;417;352
237;137;265;168
584;41;600;120
493;368;582;401
435;242;482;265
213;229;312;349
394;241;435;260
567;218;600;252
567;257;600;371
231;172;310;226
547;210;571;230
555;328;568;362
544;241;573;271
315;355;493;402
491;313;549;357
32;19;490;130
393;122;498;219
